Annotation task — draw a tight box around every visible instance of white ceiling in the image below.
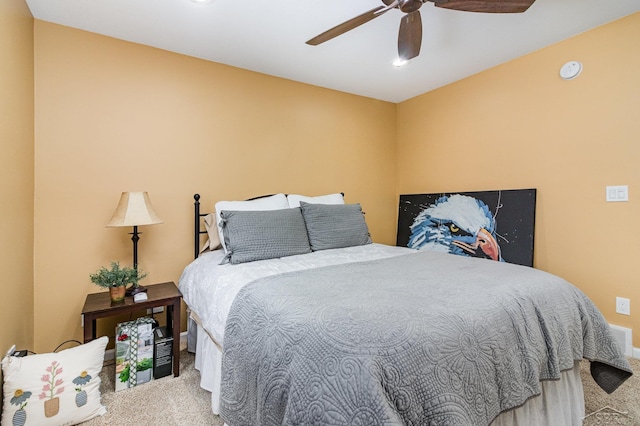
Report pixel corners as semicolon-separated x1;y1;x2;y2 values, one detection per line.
25;0;639;103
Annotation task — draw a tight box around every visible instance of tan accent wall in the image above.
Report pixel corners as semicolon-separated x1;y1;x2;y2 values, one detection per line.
397;13;640;346
30;13;640;351
33;21;397;352
0;0;34;355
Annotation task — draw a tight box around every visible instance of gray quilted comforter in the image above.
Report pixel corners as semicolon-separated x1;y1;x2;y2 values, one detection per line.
220;250;632;425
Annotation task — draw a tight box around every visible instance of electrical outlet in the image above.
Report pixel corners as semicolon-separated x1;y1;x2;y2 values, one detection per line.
616;297;631;315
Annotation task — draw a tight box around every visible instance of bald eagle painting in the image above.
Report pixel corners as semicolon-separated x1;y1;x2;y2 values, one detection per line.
397;189;536;267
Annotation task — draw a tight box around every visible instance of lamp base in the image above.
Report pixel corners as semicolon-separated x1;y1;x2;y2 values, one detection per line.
126;285;148;297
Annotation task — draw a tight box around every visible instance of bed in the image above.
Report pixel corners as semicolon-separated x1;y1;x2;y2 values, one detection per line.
179;193;632;426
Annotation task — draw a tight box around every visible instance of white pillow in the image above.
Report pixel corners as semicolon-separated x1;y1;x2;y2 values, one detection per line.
215;193;289;253
287;193;345;208
2;336;108;426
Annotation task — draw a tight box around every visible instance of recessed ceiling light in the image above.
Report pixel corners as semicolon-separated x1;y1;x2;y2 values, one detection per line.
190;0;212;4
393;58;408;67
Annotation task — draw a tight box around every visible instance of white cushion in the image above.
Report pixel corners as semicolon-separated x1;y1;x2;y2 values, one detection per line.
215;193;288;253
2;336;108;426
287;193;344;208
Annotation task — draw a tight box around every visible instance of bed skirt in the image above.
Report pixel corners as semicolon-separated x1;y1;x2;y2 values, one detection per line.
189;317;586;425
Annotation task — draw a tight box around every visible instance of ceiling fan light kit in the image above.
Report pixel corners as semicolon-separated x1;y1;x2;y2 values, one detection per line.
393;58;409;67
307;0;536;62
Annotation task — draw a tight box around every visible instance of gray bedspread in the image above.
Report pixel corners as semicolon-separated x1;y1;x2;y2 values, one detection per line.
220;250;632;426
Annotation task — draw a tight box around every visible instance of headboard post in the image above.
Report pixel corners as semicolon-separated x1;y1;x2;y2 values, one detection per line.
194;193;201;259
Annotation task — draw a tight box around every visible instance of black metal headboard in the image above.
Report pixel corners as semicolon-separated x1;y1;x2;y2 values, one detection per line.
193;194;208;259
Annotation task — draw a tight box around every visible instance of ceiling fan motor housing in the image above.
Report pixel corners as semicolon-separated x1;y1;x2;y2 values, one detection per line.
399;0;424;13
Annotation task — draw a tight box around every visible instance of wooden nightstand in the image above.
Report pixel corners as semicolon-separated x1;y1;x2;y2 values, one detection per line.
81;281;183;377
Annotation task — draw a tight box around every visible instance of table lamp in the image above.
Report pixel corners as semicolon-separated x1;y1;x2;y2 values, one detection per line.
106;191;163;296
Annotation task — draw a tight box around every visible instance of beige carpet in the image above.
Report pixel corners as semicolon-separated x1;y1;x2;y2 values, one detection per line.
83;348;223;426
581;356;640;423
84;351;639;425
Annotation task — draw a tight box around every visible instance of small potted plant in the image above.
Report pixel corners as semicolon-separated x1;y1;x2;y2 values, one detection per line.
89;261;147;302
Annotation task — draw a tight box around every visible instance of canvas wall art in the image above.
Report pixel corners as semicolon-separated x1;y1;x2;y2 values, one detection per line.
397;189;536;267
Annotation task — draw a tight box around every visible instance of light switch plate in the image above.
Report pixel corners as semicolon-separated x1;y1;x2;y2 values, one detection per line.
606;185;628;202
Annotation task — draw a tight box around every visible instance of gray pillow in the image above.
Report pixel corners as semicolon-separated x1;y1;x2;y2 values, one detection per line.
220;208;311;264
299;202;372;251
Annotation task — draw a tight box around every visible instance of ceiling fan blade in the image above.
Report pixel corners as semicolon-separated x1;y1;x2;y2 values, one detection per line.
306;5;393;46
433;0;535;13
398;10;422;61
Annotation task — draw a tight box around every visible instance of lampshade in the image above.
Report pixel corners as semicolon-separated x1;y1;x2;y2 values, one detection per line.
106;192;164;228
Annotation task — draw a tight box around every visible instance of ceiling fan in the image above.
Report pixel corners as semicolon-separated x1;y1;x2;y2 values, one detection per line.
306;0;536;62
